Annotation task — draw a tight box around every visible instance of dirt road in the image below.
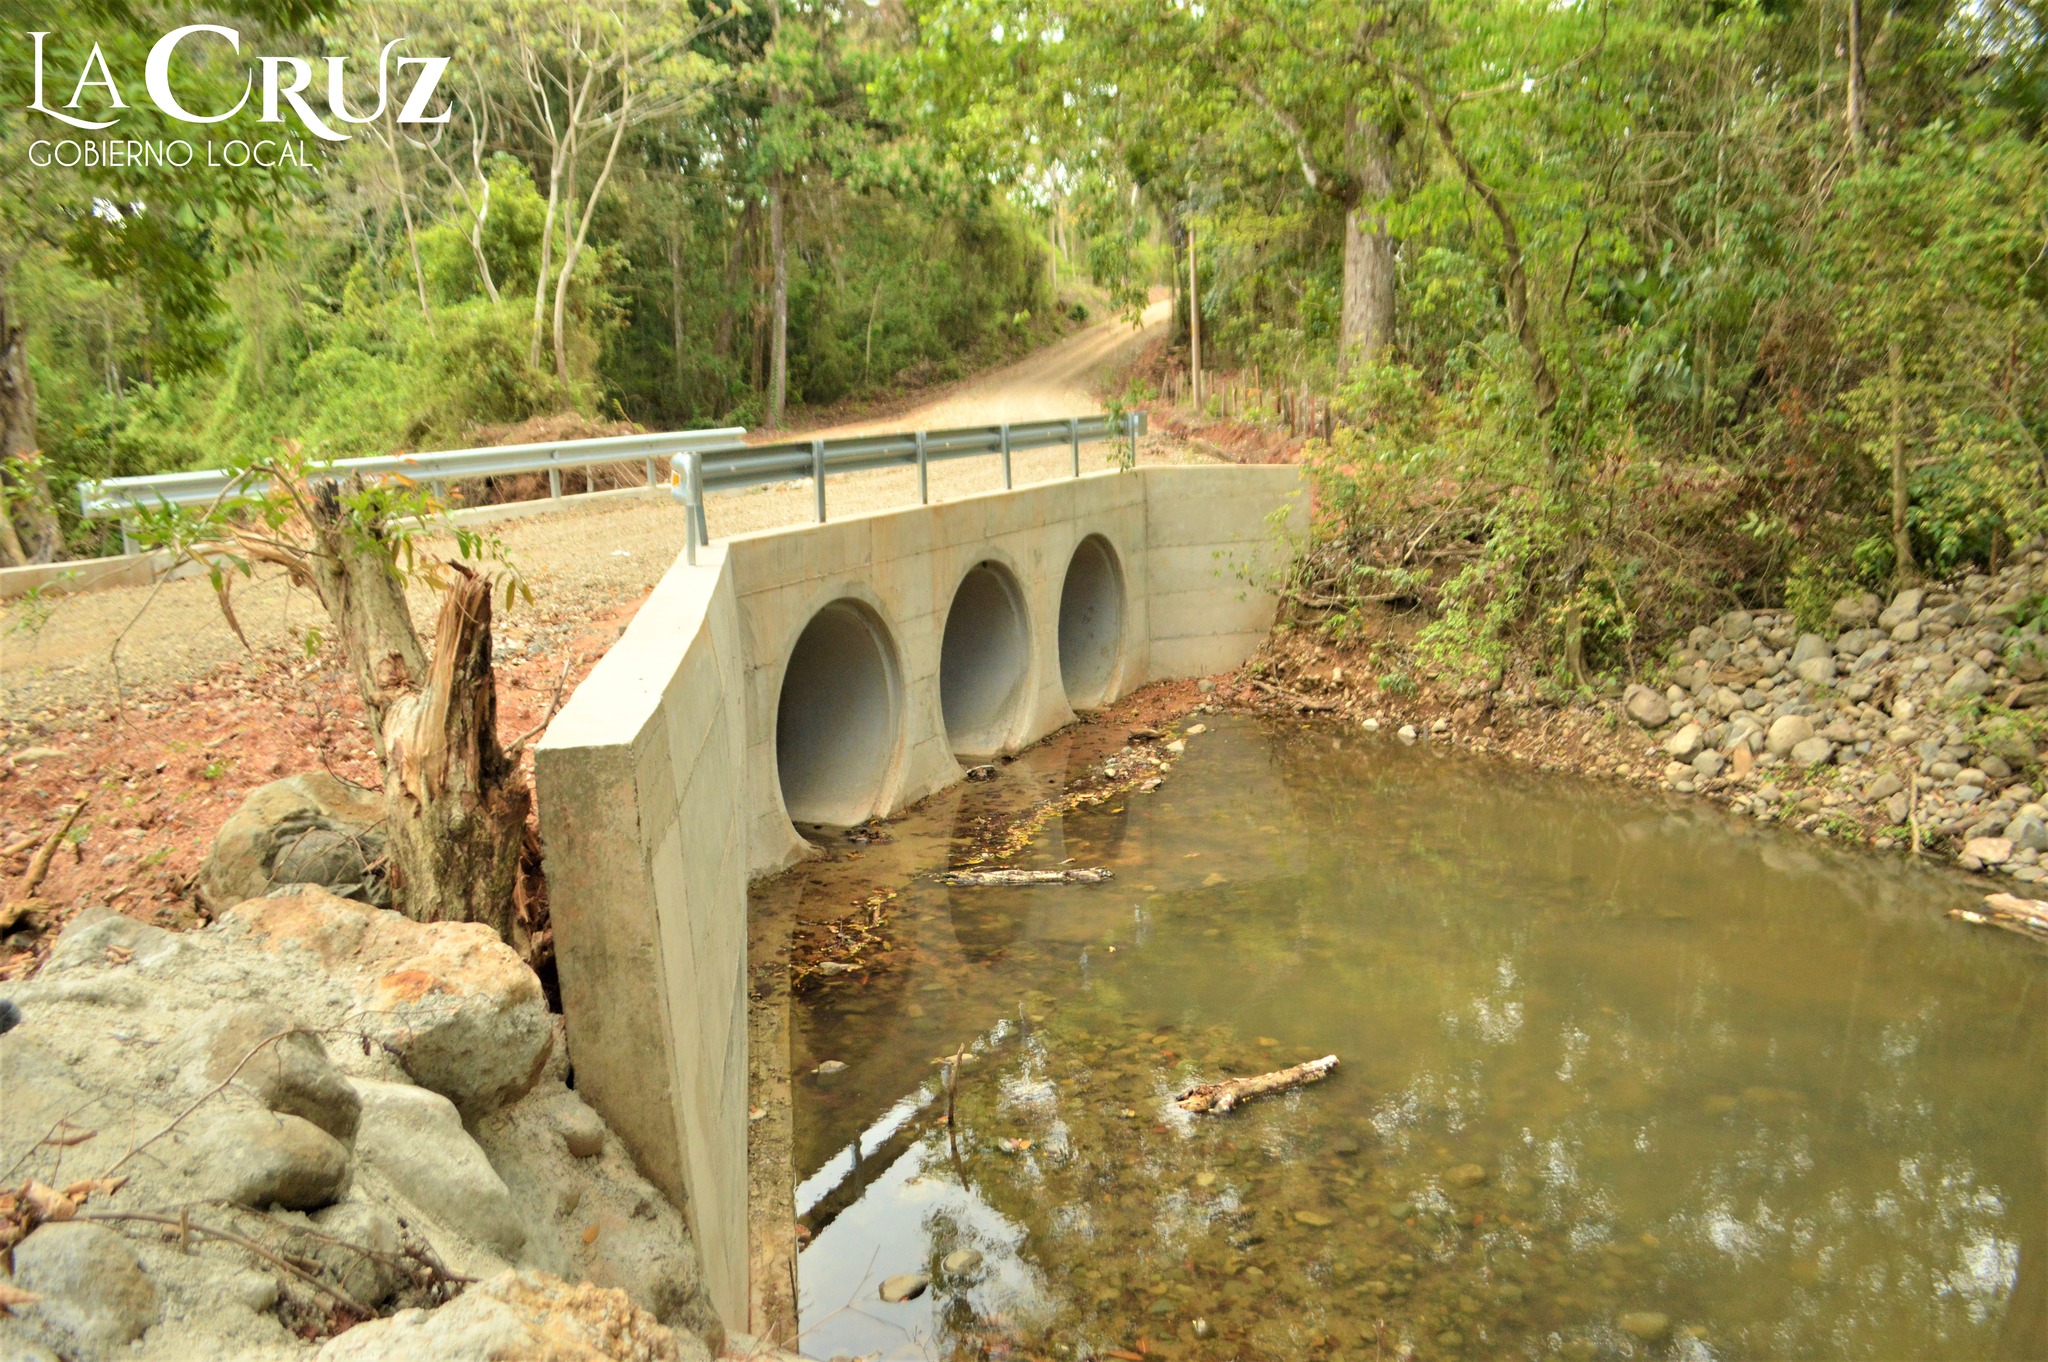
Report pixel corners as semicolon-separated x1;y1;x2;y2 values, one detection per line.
2;302;1187;720
794;298;1170;435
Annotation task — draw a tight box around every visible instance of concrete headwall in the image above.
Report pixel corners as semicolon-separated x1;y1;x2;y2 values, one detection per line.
533;462;1302;1330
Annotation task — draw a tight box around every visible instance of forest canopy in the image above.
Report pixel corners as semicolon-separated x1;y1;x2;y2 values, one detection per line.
4;0;2043;680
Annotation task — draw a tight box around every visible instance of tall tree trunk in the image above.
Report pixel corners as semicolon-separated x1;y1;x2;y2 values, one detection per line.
1339;108;1397;369
767;177;789;429
669;221;688;400
1187;210;1202;408
1846;0;1867;156
0;269;62;565
1889;338;1917;585
1410;86;1558;417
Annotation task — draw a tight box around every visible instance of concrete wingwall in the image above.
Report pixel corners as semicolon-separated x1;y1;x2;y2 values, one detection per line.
533;463;1302;1330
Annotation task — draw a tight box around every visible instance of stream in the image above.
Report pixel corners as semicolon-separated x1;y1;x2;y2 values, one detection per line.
753;713;2045;1361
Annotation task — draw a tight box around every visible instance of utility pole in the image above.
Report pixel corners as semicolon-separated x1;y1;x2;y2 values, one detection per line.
1188;210;1203;410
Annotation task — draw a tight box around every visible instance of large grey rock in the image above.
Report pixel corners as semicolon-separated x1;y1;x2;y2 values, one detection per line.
1624;685;1670;729
314;1270;702;1362
352;1079;525;1258
220;890;552;1117
1664;723;1706;761
1795;654;1837;685
186;1005;360;1141
188;1107;352;1210
200;773;389;911
1943;662;1993;700
1878;589;1925;631
10;1222;159;1353
2005;815;2048;853
1791;737;1837;766
1790;634;1833;668
1766;715;1815;758
1831;593;1882;629
475;1082;723;1347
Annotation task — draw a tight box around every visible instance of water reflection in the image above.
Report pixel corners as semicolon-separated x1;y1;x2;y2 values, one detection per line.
770;716;2045;1361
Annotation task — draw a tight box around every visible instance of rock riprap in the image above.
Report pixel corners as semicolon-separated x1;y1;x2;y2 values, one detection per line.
0;894;721;1362
1635;549;2047;879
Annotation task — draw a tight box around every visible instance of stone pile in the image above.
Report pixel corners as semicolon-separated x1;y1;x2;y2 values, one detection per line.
1620;546;2046;882
0;889;725;1362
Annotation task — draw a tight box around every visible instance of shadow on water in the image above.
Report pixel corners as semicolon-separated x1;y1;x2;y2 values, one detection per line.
753;715;2047;1362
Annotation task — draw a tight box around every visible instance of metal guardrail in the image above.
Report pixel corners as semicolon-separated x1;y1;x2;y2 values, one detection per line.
77;427;749;550
669;412;1145;564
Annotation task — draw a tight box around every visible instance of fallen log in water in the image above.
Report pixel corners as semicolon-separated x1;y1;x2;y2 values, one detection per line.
937;867;1113;886
1950;893;2048;943
1176;1054;1339;1114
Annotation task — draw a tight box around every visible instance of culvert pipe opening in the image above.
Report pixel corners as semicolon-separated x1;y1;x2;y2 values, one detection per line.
1058;534;1125;709
776;600;901;828
940;561;1032;758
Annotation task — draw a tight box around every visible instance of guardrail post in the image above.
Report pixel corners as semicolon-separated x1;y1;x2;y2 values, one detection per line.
691;452;708;546
1126;412;1138;467
120;519;137;557
644;457;657;488
1000;423;1013;489
915;431;929;504
548;467;562;500
1068;417;1080;478
676;452;706;565
812;439;827;523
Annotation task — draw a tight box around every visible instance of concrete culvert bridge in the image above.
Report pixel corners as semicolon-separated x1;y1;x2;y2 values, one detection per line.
1058;534;1125;708
939;561;1032;757
776;599;901;827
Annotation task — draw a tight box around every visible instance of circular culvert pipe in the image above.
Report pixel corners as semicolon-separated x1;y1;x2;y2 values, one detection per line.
940;560;1031;758
1058;534;1125;709
776;599;902;827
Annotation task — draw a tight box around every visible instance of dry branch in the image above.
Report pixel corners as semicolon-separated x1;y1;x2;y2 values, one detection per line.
937;867;1113;887
1176;1054;1339;1114
1250;677;1339;712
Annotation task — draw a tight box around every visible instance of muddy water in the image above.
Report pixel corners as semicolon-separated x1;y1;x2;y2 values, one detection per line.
757;715;2045;1362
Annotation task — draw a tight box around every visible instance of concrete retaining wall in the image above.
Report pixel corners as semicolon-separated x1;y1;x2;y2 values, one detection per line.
532;462;1302;1330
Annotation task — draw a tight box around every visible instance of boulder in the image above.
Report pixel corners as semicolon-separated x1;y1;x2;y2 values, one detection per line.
351;1079;526;1258
1943;662;1993;700
10;1222;159;1354
1864;773;1904;802
1692;751;1727;780
473;1082;724;1348
1766;715;1815;758
1794;654;1837;686
187;1107;353;1210
2005;815;2048;853
220;889;552;1116
1831;593;1882;629
1624;685;1671;729
1664;724;1706;761
314;1270;700;1362
1878;589;1925;631
1964;837;2014;866
1790;737;1837;767
200;773;389;912
186;1005;361;1141
1789;634;1833;669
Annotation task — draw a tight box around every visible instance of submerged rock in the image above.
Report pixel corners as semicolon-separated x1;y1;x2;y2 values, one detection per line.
1618;1310;1673;1342
878;1273;930;1303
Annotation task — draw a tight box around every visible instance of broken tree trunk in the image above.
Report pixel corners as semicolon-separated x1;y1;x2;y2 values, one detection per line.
937;867;1113;887
1177;1054;1339;1114
232;479;528;939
